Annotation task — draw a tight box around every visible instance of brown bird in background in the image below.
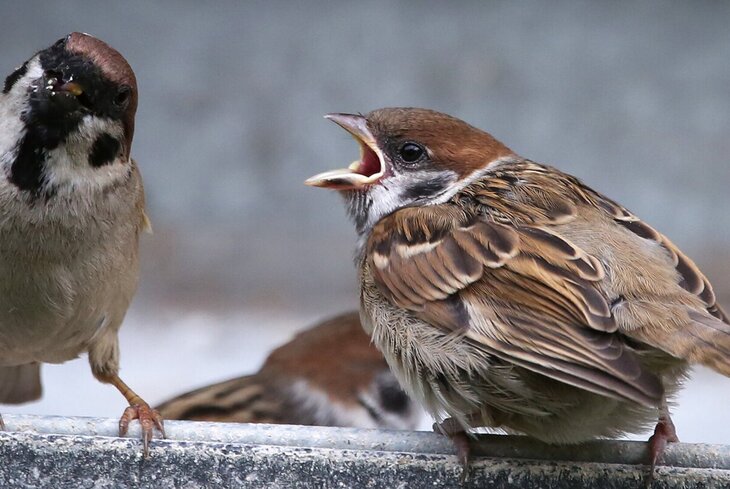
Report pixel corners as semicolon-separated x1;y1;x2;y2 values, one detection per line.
0;33;163;455
157;312;422;430
306;107;729;478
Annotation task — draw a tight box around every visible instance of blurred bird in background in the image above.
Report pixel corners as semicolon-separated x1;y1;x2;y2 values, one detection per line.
0;33;162;456
157;312;422;430
307;107;729;479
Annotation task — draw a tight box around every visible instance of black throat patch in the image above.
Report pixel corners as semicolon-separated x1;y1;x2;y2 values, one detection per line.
9;131;50;195
8;110;82;196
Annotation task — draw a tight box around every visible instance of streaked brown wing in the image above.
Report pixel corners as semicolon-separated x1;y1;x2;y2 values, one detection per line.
155;375;284;423
367;205;663;407
459;160;726;323
593;194;728;323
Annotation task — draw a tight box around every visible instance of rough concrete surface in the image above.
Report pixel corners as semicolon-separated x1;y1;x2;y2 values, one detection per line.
0;415;729;488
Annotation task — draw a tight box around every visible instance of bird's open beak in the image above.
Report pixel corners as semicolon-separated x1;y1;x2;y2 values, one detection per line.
305;113;385;190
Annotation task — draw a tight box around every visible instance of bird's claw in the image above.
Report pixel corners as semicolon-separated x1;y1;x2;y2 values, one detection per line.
645;415;679;488
434;419;471;482
119;403;166;458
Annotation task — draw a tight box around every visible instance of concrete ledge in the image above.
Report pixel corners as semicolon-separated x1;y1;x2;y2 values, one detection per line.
0;414;729;488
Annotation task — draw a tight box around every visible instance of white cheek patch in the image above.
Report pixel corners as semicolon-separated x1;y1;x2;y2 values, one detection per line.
366;170;458;226
43;116;129;195
366;180;410;226
0;58;43;158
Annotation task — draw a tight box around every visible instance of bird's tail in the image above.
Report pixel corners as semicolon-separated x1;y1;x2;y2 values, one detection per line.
0;363;42;404
674;309;730;377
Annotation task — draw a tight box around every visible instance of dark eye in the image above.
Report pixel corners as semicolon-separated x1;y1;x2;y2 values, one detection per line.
113;86;131;106
398;142;425;163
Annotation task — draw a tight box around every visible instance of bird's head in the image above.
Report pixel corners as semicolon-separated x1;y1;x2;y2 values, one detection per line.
306;108;514;235
1;32;137;197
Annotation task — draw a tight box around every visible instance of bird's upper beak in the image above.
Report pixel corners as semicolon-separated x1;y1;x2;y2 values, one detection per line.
55;81;84;97
305;113;385;190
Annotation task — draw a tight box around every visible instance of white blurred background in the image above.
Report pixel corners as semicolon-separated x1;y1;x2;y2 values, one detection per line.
1;1;729;442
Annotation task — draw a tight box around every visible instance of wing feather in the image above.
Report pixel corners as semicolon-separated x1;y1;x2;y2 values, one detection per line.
595;194;727;322
367;204;663;407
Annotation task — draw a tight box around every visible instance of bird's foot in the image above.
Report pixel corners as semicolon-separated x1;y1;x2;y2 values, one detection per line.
119;402;166;458
99;372;166;458
434;417;472;482
645;413;679;487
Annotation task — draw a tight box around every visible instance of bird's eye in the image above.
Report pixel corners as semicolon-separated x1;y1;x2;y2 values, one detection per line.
398;142;425;163
113;86;131;107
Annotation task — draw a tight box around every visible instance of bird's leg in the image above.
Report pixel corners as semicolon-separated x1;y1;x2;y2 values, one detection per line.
645;399;678;487
0;414;4;430
101;373;165;458
433;417;473;482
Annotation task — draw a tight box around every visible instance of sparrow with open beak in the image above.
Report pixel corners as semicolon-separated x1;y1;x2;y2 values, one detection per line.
306;107;729;479
0;33;162;455
156;312;421;430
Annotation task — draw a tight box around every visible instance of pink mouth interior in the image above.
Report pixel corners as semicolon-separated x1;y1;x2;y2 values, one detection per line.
354;144;381;177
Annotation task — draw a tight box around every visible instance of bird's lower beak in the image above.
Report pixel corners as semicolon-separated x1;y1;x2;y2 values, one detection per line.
305;113;385;190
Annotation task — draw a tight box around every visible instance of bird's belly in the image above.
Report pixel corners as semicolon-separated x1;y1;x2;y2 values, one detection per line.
361;282;659;442
0;262;104;366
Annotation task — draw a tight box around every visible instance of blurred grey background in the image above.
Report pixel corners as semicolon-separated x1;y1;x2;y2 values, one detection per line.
1;1;729;441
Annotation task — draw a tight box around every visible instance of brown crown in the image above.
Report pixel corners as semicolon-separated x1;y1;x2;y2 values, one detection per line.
66;32;138;155
367;107;515;177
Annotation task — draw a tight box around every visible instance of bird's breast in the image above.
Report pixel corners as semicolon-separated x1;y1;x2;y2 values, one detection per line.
0;206;139;366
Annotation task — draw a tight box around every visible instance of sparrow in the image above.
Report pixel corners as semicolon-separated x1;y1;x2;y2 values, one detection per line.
156;312;422;430
306;107;729;479
0;33;163;455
